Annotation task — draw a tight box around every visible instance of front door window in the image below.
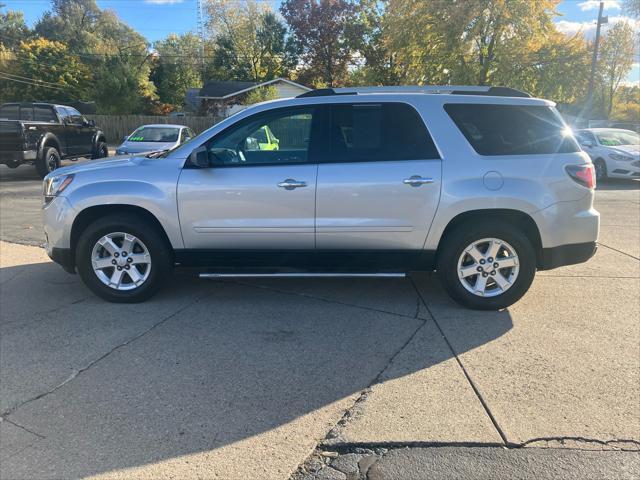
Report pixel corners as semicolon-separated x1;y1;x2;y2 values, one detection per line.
204;107;316;166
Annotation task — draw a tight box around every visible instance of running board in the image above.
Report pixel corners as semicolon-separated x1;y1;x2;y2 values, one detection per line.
199;273;406;279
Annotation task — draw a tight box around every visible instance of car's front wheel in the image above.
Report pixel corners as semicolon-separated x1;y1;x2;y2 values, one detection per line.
437;221;536;310
594;159;607;182
75;214;172;302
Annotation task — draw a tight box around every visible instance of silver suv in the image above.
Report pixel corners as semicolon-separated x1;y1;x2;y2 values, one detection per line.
42;86;599;309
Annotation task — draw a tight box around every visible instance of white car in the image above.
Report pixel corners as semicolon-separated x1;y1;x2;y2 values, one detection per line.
115;124;195;156
575;128;640;181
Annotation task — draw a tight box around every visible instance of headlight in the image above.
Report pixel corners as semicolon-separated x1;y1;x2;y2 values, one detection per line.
43;174;74;203
609;153;634;162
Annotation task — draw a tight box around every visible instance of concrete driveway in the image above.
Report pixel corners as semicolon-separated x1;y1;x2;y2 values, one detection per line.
0;163;638;480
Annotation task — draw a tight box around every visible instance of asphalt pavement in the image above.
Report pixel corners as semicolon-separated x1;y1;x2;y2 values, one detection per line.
0;162;638;480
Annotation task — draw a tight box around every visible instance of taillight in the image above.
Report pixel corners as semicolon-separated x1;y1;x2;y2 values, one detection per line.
565;164;595;189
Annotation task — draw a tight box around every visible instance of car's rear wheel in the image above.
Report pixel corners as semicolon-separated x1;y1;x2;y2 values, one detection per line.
594;158;607;182
75;214;172;303
437;220;536;310
36;146;60;178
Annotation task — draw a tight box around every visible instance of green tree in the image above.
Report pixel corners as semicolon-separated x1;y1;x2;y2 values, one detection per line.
34;0;157;113
280;0;358;87
152;33;203;107
243;85;278;104
596;22;637;117
207;0;298;82
611;85;640;122
379;0;592;103
0;38;91;103
347;0;401;86
384;0;569;86
0;5;30;49
34;0;102;53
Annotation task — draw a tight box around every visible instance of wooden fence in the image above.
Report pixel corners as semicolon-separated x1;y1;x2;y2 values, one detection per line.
85;115;224;144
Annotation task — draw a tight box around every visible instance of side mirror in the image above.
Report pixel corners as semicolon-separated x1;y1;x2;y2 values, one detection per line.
190;146;210;168
88;119;96;127
581;140;594;148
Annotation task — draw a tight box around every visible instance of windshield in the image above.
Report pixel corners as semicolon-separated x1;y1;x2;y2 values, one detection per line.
595;130;640;147
127;127;179;143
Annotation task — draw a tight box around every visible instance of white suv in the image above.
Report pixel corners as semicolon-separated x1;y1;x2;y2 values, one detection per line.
42;86;599;309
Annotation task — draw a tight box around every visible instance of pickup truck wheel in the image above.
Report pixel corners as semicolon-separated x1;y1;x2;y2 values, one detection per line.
437;221;536;310
36;147;60;178
75;214;172;303
92;142;108;160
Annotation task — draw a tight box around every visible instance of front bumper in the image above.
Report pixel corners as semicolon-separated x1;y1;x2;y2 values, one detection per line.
539;242;597;270
608;158;640;178
48;247;76;273
43;196;75;264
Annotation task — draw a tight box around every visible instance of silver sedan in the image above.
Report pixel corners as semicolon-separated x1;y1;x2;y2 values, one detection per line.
115;124;195;156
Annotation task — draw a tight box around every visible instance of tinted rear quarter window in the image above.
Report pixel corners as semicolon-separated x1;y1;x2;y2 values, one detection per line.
329;103;439;162
445;104;579;155
19;106;34;121
34;105;57;122
0;105;19;120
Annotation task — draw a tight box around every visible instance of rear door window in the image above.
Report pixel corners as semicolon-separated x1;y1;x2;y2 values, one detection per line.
444;104;579;155
327;103;440;162
19;105;34;121
34;105;57;122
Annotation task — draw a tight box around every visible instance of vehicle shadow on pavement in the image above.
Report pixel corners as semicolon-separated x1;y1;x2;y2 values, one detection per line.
596;179;639;191
0;261;513;479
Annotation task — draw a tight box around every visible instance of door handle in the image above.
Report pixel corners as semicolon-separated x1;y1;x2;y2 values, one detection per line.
403;175;434;187
278;179;307;190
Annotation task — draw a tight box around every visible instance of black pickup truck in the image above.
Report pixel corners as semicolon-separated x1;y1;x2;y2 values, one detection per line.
0;102;108;177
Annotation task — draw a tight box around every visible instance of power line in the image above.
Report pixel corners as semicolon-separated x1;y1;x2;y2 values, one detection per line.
0;70;66;87
0;74;71;92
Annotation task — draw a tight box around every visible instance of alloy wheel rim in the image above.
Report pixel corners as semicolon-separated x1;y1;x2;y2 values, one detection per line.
47;154;58;172
595;162;604;180
91;232;152;290
457;237;520;297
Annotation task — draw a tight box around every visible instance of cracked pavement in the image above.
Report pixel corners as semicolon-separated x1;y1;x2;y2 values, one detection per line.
0;165;638;479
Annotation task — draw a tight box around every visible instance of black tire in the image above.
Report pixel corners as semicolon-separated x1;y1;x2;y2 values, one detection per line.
594;159;607;182
436;220;536;310
36;146;60;178
92;141;109;160
75;214;172;303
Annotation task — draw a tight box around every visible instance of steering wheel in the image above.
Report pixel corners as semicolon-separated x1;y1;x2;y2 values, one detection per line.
210;148;241;164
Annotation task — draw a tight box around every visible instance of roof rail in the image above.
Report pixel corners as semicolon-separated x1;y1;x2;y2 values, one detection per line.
297;85;531;98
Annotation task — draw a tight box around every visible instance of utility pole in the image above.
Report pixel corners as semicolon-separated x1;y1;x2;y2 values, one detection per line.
196;0;206;83
585;1;608;123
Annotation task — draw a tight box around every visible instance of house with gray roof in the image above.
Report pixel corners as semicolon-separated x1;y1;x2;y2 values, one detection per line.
191;78;311;116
